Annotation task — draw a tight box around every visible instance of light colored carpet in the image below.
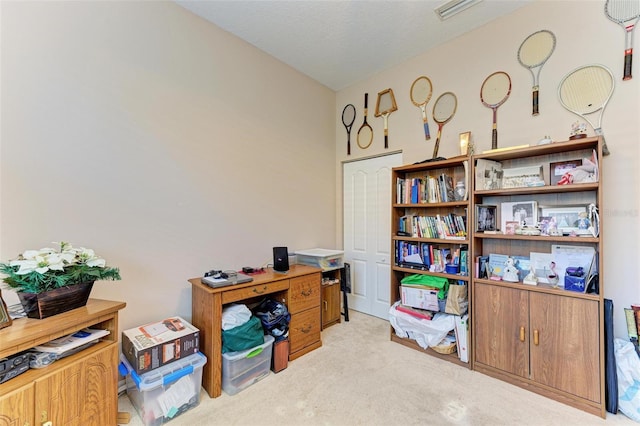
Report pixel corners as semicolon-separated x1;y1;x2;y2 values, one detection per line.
118;310;636;425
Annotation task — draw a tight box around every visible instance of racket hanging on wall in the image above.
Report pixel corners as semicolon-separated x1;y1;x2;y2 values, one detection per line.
558;64;614;156
410;76;433;140
357;93;373;150
605;0;640;80
342;104;356;155
375;88;398;149
431;92;457;160
517;29;556;116
480;71;512;150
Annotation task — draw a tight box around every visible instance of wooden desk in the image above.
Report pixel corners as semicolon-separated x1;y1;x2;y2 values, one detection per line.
189;265;322;398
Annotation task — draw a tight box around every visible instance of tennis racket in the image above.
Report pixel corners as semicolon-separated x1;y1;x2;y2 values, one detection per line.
410;76;433;140
357;93;373;150
375;88;398;149
517;30;556;115
558;64;614;156
605;0;640;80
480;71;512;150
342;104;356;155
431;92;458;160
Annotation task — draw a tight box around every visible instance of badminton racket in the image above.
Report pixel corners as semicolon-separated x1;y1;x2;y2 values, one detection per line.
480;71;512;150
517;30;556;115
410;76;433;140
342;104;356;155
558;64;614;156
605;0;640;80
431;92;458;160
357;93;373;150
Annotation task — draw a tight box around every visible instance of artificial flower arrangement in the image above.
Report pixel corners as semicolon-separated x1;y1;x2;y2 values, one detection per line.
0;241;121;294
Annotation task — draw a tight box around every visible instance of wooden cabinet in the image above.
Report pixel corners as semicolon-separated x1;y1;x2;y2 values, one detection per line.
0;299;125;426
321;269;341;329
470;137;604;417
389;157;470;365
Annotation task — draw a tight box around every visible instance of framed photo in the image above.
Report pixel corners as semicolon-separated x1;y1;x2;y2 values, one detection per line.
500;201;538;232
475;204;497;232
550;159;582;185
459;131;471;156
0;290;12;330
504;221;519;235
540;205;588;234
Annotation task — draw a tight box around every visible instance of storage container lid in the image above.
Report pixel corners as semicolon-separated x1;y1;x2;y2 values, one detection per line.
119;351;207;391
221;334;274;361
294;248;344;258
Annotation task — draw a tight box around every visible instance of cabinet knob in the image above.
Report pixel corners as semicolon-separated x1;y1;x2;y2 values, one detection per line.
519;326;525;342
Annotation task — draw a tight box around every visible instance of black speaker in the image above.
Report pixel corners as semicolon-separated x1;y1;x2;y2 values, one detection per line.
273;247;289;273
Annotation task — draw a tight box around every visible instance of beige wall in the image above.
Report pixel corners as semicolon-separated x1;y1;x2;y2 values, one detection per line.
0;1;336;331
335;0;640;339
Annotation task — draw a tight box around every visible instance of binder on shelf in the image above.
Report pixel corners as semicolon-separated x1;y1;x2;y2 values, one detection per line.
454;314;469;363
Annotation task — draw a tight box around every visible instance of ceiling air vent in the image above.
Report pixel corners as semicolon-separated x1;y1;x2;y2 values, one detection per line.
434;0;483;20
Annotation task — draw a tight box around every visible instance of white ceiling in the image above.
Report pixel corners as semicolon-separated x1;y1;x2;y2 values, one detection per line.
176;0;532;91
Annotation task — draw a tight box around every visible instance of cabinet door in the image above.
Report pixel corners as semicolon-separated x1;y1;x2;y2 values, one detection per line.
0;384;34;426
529;293;600;403
34;344;117;426
474;283;529;378
322;283;341;328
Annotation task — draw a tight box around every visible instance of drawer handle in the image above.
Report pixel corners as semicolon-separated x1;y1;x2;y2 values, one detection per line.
301;289;312;297
300;325;312;333
252;286;268;295
519;326;525;342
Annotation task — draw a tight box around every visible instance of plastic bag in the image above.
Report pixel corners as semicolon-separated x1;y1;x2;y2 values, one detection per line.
389;301;455;349
221;303;252;331
614;338;640;422
221;315;264;353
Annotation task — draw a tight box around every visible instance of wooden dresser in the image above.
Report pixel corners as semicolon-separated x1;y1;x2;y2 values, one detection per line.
0;298;126;426
189;264;322;398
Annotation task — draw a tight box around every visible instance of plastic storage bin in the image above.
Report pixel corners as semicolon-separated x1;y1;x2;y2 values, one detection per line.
222;334;274;395
119;352;207;426
295;248;344;271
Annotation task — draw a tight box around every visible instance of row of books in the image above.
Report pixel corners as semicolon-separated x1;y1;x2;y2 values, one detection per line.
398;213;467;239
395;241;468;275
396;173;456;204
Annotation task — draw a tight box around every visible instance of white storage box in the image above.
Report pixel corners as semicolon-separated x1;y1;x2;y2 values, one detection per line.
222;334;274;395
295;248;344;271
401;285;439;311
119;352;207;425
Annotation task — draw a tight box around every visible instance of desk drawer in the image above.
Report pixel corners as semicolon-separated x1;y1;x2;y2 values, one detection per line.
221;280;289;304
289;306;321;354
288;273;321;314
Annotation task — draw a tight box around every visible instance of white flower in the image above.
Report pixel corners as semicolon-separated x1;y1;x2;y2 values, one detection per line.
11;255;52;275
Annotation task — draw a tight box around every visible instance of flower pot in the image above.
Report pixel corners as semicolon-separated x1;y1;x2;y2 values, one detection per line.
17;281;94;319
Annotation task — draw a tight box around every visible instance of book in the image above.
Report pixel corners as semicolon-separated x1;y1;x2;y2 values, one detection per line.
396;304;434;320
488;253;509;279
625;308;639;340
454;314;469;363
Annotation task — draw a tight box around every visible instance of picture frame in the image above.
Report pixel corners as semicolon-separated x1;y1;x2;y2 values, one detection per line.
0;290;12;330
504;221;519;235
550;159;582;185
540;205;588;235
459;131;471;156
475;204;497;232
500;201;538;232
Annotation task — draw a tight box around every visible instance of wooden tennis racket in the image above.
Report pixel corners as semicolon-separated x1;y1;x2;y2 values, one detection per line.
375;88;398;149
605;0;640;80
410;76;433;140
357;93;373;150
558;64;614;156
480;71;512;150
342;104;356;155
517;30;556;115
431;92;457;160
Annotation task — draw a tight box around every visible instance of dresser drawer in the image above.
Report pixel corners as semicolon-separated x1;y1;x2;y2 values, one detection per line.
289;306;321;354
288;273;321;314
221;280;289;304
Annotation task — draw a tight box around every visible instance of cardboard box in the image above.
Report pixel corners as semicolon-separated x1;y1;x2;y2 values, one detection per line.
400;285;439;311
122;316;200;375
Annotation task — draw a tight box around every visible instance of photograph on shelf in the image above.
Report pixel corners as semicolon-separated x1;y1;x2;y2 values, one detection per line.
475;204;497;232
550;159;582;185
504;221;519;235
475;158;503;190
529;252;558;285
500;201;537;232
540;205;588;235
